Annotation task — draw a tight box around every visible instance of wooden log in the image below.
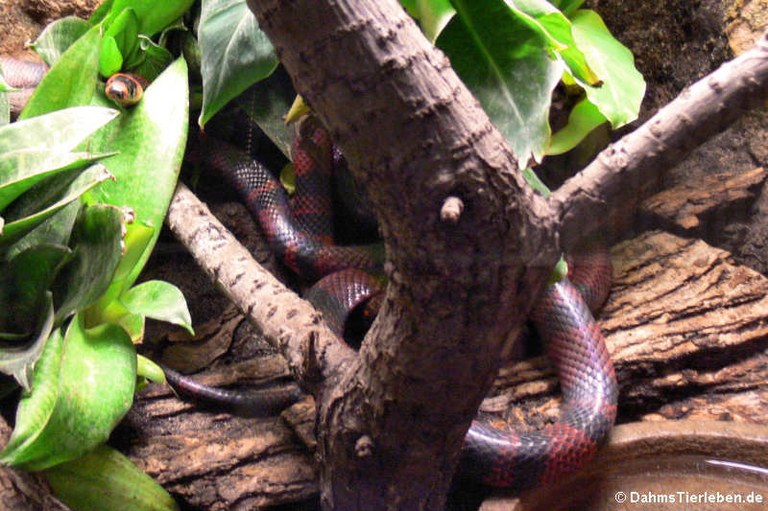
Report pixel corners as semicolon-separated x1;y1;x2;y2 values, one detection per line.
637;167;765;234
118;230;768;510
477;230;768;510
118;356;318;511
487;230;768;426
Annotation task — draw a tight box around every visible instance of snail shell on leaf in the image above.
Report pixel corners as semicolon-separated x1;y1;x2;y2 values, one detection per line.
105;73;148;107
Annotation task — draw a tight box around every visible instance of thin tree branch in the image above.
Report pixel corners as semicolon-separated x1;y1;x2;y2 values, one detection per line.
552;30;768;250
165;182;355;392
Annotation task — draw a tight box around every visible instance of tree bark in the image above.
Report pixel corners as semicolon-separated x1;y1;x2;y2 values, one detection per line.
246;1;557;508
237;1;768;507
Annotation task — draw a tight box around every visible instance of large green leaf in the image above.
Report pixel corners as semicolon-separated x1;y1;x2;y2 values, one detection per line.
1;165;113;244
0;325;64;463
571;10;645;128
88;0;116;26
0;314;136;471
30;16;89;67
53;204;124;324
2;201;80;262
198;0;278;126
45;445;179;511
129;36;174;82
99;8;140;77
88;58;189;295
19;26;102;120
0;293;55;390
439;0;563;164
103;0;195;38
505;0;599;85
0;106;118;162
0;245;70;334
0;151;111;212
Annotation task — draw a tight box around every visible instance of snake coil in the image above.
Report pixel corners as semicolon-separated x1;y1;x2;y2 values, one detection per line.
192;115;619;491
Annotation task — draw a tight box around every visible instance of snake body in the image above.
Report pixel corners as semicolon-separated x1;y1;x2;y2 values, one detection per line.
0;56;48;116
202;118;618;491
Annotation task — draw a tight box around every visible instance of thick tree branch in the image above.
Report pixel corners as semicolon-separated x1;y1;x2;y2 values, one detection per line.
552;29;768;250
246;1;558;508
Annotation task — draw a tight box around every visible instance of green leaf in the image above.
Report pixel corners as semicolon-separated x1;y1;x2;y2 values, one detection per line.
104;0;195;38
439;0;563;164
2;201;80;262
198;0;279;127
0;106;118;162
88;58;189;293
505;0;599;86
100;8;141;77
0;151;112;215
31;16;89;67
0;325;64;462
0;151;112;212
571;10;645;128
88;0;115;26
120;280;193;334
128;36;173;81
0;293;55;390
53;204;125;324
0;314;136;471
0;246;70;333
547;96;607;155
20;26;102;120
111;221;154;283
1;165;113;244
401;0;456;42
45;444;179;511
99;35;124;78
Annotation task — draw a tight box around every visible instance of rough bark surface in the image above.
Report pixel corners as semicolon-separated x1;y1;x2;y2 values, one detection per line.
116;357;317;511
487;231;768;425
245;1;557;508
116;229;768;509
638;167;766;233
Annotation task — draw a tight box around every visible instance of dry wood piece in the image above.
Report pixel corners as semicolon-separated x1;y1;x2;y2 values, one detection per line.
487;230;768;425
121;356;317;510
639;167;766;232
